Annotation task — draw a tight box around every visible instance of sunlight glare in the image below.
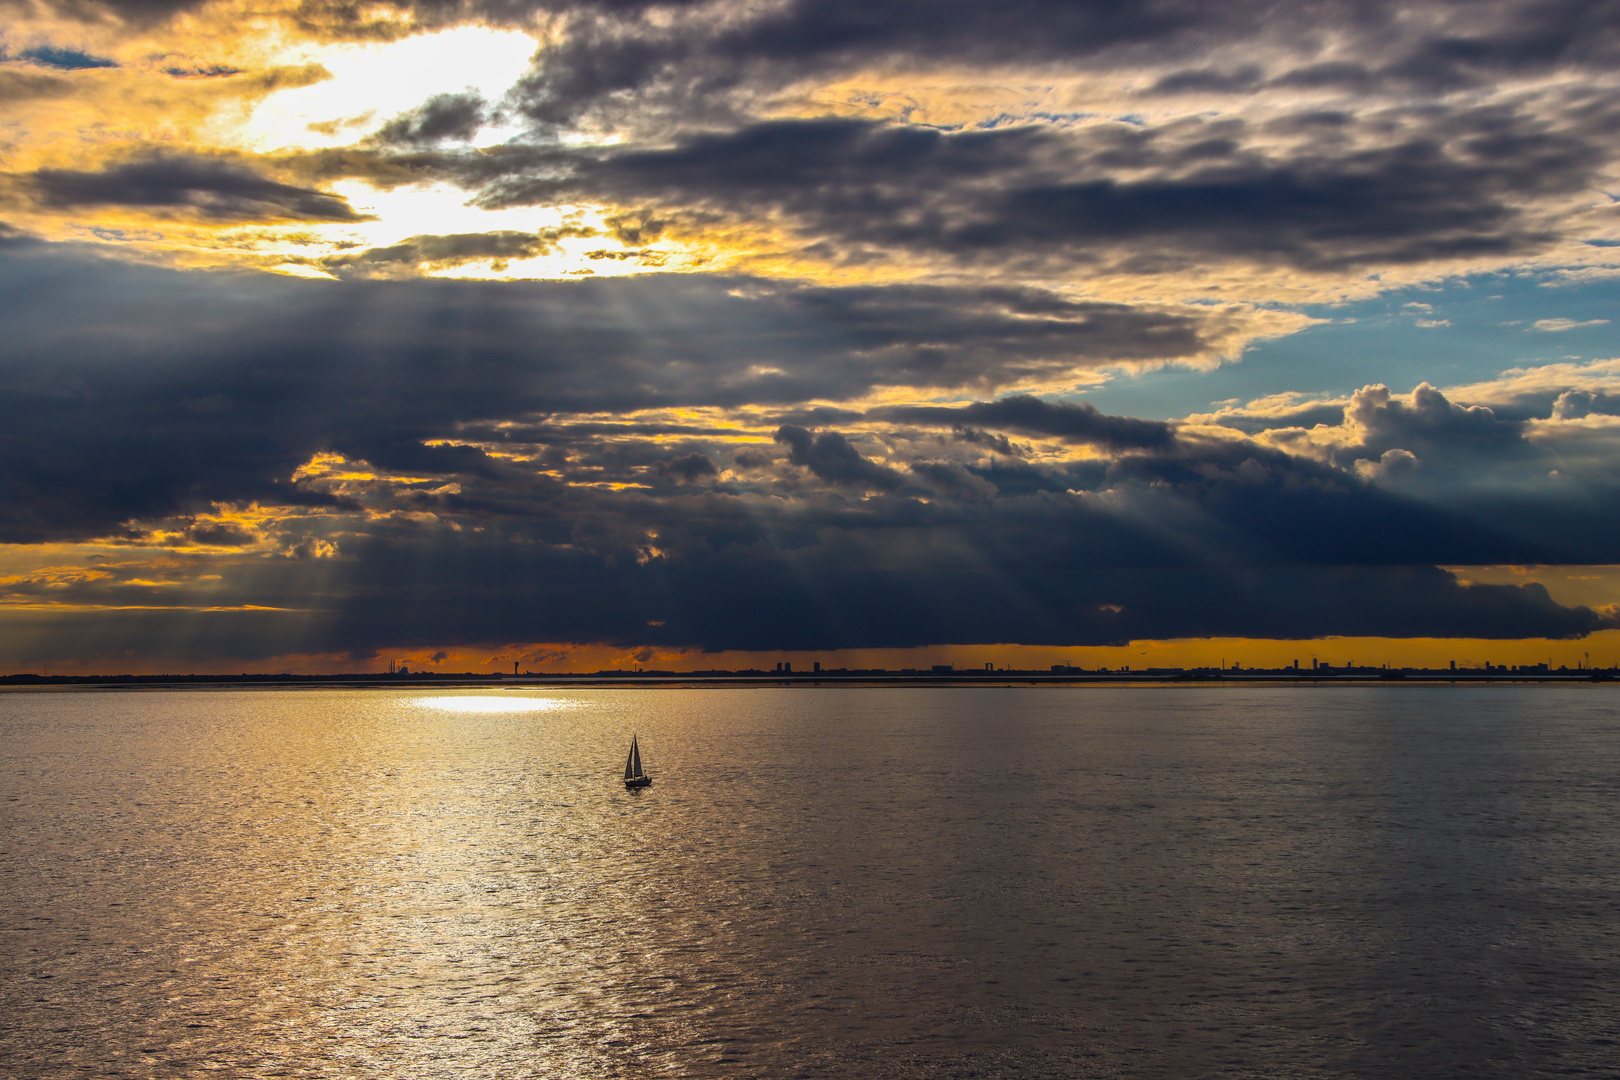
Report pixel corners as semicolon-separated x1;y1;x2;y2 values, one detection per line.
409;695;583;713
260;182;685;280
230;26;539;153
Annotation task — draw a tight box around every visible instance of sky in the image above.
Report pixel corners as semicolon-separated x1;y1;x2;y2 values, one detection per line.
3;0;1620;674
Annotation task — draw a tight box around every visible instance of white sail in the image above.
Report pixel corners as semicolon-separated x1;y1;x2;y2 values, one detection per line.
624;735;642;779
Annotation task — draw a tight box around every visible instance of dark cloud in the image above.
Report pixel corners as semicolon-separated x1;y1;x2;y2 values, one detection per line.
766;282;1220;381
321;226;596;274
979;157;1562;271
1385;0;1620;89
7;514;1613;664
327;230;541;268
877;395;1176;452
32;155;370;222
0;250;1229;542
505;0;1221;128
164;64;246;78
654;452;719;483
3;248;1612;569
1147;66;1264;95
30;0;1620;91
373;92;488;145
765;406;866;429
1268;62;1378;92
456;419;737;444
479;0;1620;135
476;108;1597;273
281;0;1604;291
184;522;257;546
1087;436;1544;566
592;560;1615;652
949;426;1022;457
908;460;999;502
5;245;1620;658
775;426;904;490
1552;389;1620;420
22;0;1588;289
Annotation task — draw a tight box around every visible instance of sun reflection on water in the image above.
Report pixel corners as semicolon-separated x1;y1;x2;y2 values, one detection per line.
408;695;584;713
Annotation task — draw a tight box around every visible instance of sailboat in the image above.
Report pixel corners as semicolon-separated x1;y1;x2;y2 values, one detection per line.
623;734;651;788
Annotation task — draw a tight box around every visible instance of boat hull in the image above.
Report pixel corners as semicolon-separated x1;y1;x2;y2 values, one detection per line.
624;775;652;788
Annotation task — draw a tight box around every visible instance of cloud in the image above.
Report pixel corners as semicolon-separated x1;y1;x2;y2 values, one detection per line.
0;70;75;103
1551;390;1620;420
3;250;1613;567
163;64;246;78
30;0;212;24
653;452;719;483
1208;381;1541;480
0;250;1251;542
1416;358;1620;423
474;107;1596;277
1532;318;1612;332
498;0;1620;130
31;155;371;223
12;0;1620;300
1343;382;1523;460
908;460;999;501
1186;376;1620;569
321;226;596;275
7;518;1614;664
1355;447;1420;480
775;425;904;489
875;395;1176;451
372;92;487;145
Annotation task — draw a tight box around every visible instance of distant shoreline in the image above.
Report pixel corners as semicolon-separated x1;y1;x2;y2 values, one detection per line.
4;670;1615;690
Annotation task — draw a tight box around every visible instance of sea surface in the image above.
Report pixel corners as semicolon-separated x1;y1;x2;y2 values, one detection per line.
2;685;1618;1079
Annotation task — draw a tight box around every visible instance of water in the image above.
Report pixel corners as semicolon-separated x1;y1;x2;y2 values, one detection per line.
2;685;1617;1079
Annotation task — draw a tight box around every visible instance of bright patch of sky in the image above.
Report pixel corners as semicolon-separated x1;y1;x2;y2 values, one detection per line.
226;25;538;153
258;183;681;279
1081;272;1620;420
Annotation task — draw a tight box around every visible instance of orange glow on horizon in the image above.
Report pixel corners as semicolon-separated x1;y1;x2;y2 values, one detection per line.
13;630;1620;677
